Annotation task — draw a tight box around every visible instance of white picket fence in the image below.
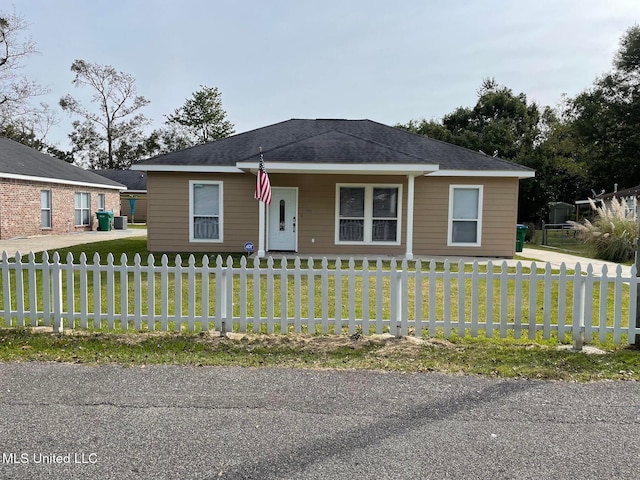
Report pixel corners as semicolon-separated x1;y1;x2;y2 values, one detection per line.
1;251;639;346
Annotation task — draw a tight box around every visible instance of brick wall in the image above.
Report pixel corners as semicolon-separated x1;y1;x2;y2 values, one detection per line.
0;178;121;239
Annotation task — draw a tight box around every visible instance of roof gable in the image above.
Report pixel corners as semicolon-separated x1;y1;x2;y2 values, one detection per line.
0;137;124;189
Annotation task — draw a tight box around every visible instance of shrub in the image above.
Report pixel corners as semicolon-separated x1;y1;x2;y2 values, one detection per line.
568;197;638;262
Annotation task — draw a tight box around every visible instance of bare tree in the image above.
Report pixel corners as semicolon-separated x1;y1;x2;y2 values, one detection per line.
0;8;50;134
59;59;150;168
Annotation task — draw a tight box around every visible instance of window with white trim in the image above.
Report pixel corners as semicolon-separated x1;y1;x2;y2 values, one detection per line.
448;185;483;246
98;193;105;211
41;190;51;229
336;184;401;244
74;192;91;226
189;181;223;242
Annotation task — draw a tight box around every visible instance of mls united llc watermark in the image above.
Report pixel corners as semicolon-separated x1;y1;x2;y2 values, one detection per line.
2;452;98;465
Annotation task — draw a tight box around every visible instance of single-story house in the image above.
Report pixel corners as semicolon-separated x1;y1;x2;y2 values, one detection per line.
0;137;125;239
91;169;148;223
132;119;535;258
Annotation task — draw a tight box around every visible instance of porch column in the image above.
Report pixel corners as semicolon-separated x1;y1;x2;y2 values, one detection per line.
258;201;266;258
405;174;415;260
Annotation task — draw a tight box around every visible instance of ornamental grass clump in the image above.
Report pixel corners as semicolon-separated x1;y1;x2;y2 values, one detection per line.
568;197;639;262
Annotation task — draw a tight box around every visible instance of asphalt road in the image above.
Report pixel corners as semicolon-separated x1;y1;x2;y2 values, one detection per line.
0;363;639;480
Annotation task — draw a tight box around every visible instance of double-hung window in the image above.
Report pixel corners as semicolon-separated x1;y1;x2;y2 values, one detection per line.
189;181;223;242
336;184;401;244
41;190;52;229
448;185;483;246
97;193;105;211
74;192;91;226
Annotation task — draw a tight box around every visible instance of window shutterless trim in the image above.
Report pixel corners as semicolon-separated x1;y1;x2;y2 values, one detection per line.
335;183;402;245
41;189;52;229
74;192;91;227
447;184;483;247
188;180;223;243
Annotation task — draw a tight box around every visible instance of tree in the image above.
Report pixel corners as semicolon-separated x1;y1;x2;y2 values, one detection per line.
396;118;453;143
165;85;234;146
0;8;55;145
400;79;554;222
567;25;640;193
59;60;150;168
142;127;194;156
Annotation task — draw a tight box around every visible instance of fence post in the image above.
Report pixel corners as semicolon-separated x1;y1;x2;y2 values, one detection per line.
1;252;12;327
572;263;585;351
635;239;640;347
219;263;228;336
389;259;401;338
51;253;63;333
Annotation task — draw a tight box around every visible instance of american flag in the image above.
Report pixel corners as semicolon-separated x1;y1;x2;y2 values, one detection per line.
255;148;272;204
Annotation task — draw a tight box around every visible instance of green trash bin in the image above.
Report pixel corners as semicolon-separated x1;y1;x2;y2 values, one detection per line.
96;211;114;231
516;224;528;252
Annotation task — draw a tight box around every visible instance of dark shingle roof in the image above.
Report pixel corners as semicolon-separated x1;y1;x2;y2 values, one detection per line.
0;137;124;188
136;119;534;173
91;169;147;191
598;185;640;200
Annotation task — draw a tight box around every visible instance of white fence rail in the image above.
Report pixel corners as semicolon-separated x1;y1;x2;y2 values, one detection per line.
1;251;639;346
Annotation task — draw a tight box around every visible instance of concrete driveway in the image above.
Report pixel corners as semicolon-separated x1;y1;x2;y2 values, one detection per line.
520;247;633;277
0;228;147;257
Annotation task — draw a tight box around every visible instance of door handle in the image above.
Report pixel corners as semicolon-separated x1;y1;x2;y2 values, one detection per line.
293;216;296;233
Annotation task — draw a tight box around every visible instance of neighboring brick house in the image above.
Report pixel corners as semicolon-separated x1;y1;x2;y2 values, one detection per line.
0;137;125;239
91;169;148;223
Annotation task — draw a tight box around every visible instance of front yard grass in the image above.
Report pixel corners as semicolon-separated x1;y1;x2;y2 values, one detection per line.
3;237;638;381
1;328;637;382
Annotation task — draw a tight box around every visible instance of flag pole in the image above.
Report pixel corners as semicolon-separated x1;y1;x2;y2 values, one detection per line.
257;146;266;258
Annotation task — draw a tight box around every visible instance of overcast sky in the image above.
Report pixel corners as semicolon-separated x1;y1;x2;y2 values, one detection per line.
13;0;640;150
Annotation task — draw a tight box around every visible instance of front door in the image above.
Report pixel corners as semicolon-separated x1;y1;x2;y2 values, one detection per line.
267;188;297;251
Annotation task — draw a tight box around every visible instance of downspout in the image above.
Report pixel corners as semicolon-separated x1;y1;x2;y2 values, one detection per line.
405;174;415;260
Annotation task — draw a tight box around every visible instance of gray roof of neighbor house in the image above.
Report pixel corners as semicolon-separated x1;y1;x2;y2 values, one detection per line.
598;185;640;200
91;169;147;191
134;119;534;174
0;137;125;189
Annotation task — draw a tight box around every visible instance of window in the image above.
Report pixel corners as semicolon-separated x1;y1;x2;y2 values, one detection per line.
189;181;223;242
41;190;51;229
98;193;105;211
448;185;483;246
74;192;91;226
336;184;401;244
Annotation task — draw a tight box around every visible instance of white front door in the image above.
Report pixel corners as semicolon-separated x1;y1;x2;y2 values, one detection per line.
267;188;298;251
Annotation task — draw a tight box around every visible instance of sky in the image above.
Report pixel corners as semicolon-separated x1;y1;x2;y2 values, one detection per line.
11;0;640;150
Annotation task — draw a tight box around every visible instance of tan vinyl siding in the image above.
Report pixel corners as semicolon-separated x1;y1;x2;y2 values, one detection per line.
147;172;257;253
146;172;521;258
271;174;407;256
413;176;519;257
119;194;147;223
